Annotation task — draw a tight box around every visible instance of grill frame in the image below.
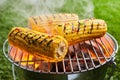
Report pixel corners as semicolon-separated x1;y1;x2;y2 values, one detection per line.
3;33;118;75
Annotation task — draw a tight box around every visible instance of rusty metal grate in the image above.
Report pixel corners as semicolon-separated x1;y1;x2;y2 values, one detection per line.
3;33;118;74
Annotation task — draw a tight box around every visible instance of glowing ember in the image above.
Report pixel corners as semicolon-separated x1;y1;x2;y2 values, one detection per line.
8;34;115;72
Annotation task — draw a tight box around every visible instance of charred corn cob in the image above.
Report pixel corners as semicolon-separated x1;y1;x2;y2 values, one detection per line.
8;27;68;62
28;13;79;35
28;14;107;45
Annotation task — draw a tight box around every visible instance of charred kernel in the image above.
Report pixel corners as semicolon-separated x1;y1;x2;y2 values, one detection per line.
77;21;80;33
39;38;47;44
14;31;20;37
90;22;93;33
9;30;14;36
58;25;62;27
63;24;66;33
83;23;86;34
71;23;74;33
23;34;29;39
84;23;86;27
41;35;45;37
32;34;38;39
97;22;99;29
19;33;23;36
32;17;37;24
35;36;42;41
47;39;53;47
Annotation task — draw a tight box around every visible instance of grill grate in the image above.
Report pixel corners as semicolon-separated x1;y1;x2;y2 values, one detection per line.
3;33;118;74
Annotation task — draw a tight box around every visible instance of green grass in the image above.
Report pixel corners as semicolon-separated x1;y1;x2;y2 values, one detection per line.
0;0;120;80
92;0;120;80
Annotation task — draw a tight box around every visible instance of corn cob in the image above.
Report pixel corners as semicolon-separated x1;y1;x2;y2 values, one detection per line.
28;13;79;35
28;15;107;45
8;27;68;62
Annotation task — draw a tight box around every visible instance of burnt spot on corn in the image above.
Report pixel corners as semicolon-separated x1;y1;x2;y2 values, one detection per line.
30;34;39;45
47;39;53;47
9;30;15;37
65;33;68;35
83;23;86;34
58;24;62;27
71;23;74;33
32;17;37;24
90;22;93;33
14;31;20;39
21;34;26;40
35;36;42;41
63;24;66;33
19;32;23;37
41;34;45;37
39;38;47;44
23;32;34;43
35;34;45;41
63;36;66;38
29;32;33;34
77;21;80;33
32;40;36;45
97;22;99;29
23;33;29;39
28;39;31;44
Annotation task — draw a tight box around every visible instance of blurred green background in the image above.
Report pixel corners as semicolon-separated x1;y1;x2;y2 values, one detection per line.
0;0;120;80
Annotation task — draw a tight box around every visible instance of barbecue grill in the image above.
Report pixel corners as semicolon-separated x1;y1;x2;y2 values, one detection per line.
3;33;118;80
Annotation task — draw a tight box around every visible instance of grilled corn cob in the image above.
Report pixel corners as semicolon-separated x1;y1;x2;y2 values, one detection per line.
28;13;79;35
28;15;107;45
8;27;68;62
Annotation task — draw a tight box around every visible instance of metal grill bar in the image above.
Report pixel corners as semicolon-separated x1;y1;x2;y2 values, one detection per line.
84;42;96;68
48;62;51;73
89;41;102;65
19;51;23;66
8;46;12;58
79;43;89;71
68;48;74;72
100;38;111;56
94;39;107;62
73;45;81;71
55;62;58;73
63;57;106;61
33;56;36;71
105;35;114;50
26;53;30;69
3;33;118;74
62;60;66;73
40;60;42;72
13;48;17;61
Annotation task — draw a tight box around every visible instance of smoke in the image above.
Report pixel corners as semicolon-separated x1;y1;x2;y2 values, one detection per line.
0;0;94;27
12;0;65;18
0;0;6;5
